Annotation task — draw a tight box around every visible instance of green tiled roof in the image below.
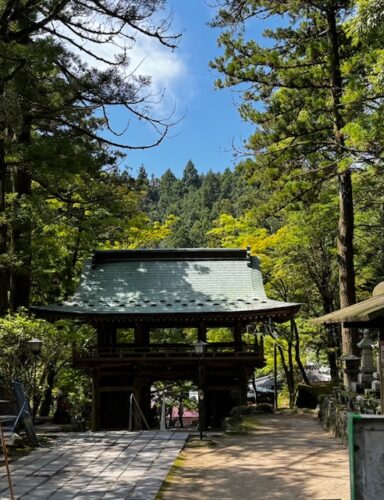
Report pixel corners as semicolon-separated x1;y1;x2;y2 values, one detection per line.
31;249;300;321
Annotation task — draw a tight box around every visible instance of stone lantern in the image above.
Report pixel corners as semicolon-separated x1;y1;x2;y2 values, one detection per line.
371;342;381;394
357;329;375;389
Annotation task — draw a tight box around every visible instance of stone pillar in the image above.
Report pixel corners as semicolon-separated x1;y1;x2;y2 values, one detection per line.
341;354;360;391
379;329;384;414
357;329;375;389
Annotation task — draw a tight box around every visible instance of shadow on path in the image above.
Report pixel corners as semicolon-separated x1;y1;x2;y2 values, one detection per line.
160;413;349;500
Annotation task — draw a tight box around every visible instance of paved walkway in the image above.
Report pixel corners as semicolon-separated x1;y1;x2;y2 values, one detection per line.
0;430;188;500
161;414;350;499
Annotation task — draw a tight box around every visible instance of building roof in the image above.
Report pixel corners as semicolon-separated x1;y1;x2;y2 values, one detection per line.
314;282;384;326
31;248;300;323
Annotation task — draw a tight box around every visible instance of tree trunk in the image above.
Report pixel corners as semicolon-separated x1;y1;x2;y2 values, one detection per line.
328;326;341;382
277;343;295;409
9;31;33;310
326;7;358;385
10;128;32;310
291;319;310;385
287;340;295;408
177;398;184;428
39;362;57;417
0;82;9;314
251;372;258;405
64;225;83;298
322;296;341;382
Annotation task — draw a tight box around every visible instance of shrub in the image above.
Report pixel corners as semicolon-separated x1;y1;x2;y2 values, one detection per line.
296;383;334;409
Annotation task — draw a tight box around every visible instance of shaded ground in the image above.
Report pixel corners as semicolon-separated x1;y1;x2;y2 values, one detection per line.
159;413;350;500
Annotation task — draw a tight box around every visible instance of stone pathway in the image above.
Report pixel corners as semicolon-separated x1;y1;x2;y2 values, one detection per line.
0;430;188;500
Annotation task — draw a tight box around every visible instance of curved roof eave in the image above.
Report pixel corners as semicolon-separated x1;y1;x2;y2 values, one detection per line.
30;303;301;324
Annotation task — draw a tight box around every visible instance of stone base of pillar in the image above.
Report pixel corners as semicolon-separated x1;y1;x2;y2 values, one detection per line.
351;382;364;394
358;372;374;387
372;379;381;393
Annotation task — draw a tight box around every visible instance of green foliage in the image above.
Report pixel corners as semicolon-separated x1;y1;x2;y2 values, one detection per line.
350;1;384;43
3;0;384;418
150;328;197;344
206;328;233;343
0;0;180;312
141;164;255;248
209;0;384;386
0;312;94;417
211;2;364;214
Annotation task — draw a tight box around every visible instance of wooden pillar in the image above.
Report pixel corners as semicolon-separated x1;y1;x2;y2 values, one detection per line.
132;372;151;430
92;368;101;431
197;360;206;435
97;324;117;347
198;322;207;342
239;371;249;406
134;323;150;346
234;320;243;352
130;324;150;430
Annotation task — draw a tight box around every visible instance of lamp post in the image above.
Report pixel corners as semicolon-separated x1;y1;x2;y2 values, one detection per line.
266;321;278;411
28;338;43;424
273;341;278;411
194;340;207;440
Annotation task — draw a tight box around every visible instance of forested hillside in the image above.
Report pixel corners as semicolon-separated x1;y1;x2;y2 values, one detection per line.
136;161;254;248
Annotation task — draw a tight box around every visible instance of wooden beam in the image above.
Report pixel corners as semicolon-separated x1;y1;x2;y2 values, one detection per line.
92;368;100;431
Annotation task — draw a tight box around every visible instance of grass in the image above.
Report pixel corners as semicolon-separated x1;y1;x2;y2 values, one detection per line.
225;415;262;433
241;415;262;431
155;452;186;500
186;437;217;448
156;435;218;498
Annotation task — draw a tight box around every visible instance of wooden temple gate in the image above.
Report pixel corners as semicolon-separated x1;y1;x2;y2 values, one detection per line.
32;248;300;430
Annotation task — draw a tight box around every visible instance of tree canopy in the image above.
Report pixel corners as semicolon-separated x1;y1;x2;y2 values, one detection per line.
2;1;384;417
210;0;384;384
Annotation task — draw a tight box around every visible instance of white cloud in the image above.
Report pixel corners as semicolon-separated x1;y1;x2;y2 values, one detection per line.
125;34;188;109
51;19;188;115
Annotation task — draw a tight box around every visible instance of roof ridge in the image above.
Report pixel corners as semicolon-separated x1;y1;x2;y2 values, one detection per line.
92;248;248;267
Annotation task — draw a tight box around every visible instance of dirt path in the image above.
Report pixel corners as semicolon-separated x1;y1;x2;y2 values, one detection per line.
160;413;350;500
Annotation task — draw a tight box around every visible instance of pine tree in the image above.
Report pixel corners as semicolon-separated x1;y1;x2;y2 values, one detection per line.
0;0;179;310
211;1;384;378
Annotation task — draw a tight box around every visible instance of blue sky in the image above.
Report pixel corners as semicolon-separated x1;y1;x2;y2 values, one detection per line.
111;1;255;178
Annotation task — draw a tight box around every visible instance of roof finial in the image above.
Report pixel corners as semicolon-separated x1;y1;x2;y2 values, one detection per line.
372;282;384;297
91;252;97;269
246;246;251;262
